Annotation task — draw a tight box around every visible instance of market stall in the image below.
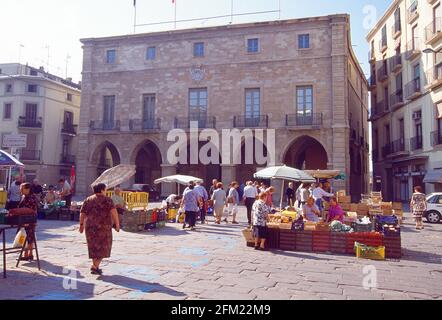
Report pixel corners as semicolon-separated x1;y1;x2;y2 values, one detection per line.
242;190;402;260
0;150;25;208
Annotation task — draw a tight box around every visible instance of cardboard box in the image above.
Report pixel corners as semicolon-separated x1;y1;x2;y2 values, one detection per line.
358;203;369;211
341;203;351;211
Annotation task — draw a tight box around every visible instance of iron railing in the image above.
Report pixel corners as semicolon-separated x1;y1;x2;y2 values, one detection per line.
431;130;442;146
129;118;161;131
425;17;442;42
405;78;421;99
233;115;268;128
285;113;323;127
89;120;120;131
61;123;78;135
19;149;41;161
174;116;216;129
18;116;42;128
410;136;423;150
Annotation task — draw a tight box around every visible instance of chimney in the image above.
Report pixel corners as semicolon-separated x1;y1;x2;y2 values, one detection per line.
66;77;72;82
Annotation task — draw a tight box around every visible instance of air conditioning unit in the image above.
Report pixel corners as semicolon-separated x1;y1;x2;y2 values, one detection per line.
412;111;422;120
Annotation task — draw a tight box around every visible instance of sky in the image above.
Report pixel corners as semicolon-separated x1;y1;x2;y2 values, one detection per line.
0;0;392;83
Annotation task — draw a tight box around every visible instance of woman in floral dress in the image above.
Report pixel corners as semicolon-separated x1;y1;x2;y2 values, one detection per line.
252;192;271;250
80;183;120;275
410;186;427;230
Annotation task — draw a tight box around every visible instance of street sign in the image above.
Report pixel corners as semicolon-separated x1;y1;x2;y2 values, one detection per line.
2;134;27;148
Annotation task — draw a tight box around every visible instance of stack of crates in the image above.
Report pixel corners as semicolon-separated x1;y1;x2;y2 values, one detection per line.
295;230;313;252
312;230;331;252
122;211;141;232
279;229;296;251
330;232;347;254
156;209;167;228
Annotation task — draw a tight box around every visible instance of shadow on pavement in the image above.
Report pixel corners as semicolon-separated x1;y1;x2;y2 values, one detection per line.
401;248;442;264
268;250;336;260
97;274;186;296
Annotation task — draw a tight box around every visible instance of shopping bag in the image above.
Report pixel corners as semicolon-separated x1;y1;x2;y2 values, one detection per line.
223;207;230;217
13;228;27;248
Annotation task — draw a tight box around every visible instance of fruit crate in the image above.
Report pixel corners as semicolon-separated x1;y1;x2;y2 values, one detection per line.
266;228;280;249
312;230;331;252
355;242;385;260
346;232;383;255
384;235;401;259
330;232;347;254
279;229;296;251
137;211;148;225
295;230;313;252
351;222;374;232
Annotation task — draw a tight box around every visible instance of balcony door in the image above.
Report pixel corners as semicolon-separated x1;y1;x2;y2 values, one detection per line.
103;96;115;129
142;94;156;129
412;25;418;50
296;86;313;125
189;88;207;127
25;103;37;122
64;111;73;127
245;88;260;126
434;4;441;33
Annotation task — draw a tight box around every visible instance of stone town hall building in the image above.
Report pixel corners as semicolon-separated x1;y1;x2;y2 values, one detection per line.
76;14;369;200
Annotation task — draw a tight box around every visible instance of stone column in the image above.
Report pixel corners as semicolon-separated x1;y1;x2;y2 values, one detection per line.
160;164;177;196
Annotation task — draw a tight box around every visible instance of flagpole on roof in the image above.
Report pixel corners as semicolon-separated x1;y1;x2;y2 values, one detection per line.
133;0;137;34
174;0;177;29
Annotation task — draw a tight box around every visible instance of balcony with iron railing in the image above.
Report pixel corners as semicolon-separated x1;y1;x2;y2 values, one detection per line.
174;116;216;129
407;0;419;24
18;116;42;129
89;120;120;131
377;63;389;82
389;54;402;72
233;115;268;128
19;149;41;161
405;38;421;60
405;77;422;100
410;135;423;150
129;118;161;131
391;138;408;154
285;113;323;128
61;123;78;136
431;130;442;146
425;64;442;90
370;100;387;121
60;154;76;165
390;89;404;110
425;17;442;44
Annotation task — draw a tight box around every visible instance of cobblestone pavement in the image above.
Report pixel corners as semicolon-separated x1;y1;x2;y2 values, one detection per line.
1;205;441;300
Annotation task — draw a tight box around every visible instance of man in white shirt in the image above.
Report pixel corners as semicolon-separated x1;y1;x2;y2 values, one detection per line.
299;184;310;207
194;181;209;224
312;182;334;212
243;181;258;226
59;178;72;208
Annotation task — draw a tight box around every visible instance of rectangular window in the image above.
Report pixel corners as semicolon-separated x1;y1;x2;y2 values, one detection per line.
27;84;37;93
394;8;401;33
106;49;116;64
67;93;72;101
412;25;418;50
64;111;74;126
384;86;389;110
103;96;115;127
193;42;204;57
5;83;12;93
385;124;391;144
381;25;387;47
296;86;313;117
399;118;405;142
143;94;156;121
189;88;207;119
298;34;310;49
62;139;69;157
247;38;259;53
146;46;156;60
396;73;403;93
245;88;260;119
3;103;12;119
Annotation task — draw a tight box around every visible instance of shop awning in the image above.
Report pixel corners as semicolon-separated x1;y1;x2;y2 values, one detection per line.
423;169;442;184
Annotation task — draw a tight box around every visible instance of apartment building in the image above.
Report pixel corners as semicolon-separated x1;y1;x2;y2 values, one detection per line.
76;15;369;199
367;0;442;201
0;63;81;186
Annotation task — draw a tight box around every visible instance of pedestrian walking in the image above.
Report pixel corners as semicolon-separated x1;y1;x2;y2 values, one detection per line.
16;183;39;261
226;181;240;224
208;179;218;198
79;183;120;275
194;181;209;224
243;181;258;226
211;182;226;224
182;181;199;230
410;186;427;230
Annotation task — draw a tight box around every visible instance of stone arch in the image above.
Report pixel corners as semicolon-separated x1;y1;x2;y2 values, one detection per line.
90;141;121;176
282;135;328;170
130;139;163;188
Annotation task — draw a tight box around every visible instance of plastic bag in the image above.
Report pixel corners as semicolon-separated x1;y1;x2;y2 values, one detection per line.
13;228;26;248
223;207;230;217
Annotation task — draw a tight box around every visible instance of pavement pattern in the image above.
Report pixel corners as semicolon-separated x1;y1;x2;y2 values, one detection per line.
0;205;441;300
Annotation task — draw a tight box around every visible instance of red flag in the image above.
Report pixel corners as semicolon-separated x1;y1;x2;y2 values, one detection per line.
70;165;76;195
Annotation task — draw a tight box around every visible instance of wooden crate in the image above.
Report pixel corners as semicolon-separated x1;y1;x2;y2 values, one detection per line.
312;230;331;252
341;203;351;211
330;232;347;254
267;228;280;249
349;204;359;212
392;202;403;210
279;229;296;251
384;235;402;259
338;195;352;204
357;203;369;212
295;230;313;252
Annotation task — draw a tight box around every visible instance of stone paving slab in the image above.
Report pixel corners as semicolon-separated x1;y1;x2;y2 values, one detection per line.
0;205;441;300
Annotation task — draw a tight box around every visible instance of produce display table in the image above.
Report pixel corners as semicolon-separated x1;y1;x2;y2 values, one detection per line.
0;223;41;278
244;228;401;260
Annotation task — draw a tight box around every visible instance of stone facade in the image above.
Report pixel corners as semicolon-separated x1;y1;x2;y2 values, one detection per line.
77;15;368;200
367;0;442;201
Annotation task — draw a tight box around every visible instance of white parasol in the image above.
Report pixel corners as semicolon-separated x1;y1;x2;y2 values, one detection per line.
91;164;136;190
154;174;203;195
